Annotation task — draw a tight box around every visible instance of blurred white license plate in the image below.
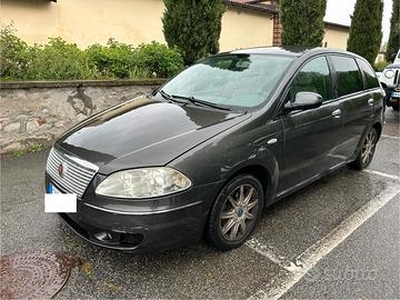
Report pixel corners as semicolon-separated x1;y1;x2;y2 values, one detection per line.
391;91;400;98
45;182;77;213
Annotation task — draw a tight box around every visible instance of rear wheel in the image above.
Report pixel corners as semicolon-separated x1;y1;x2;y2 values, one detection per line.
205;174;263;251
348;127;378;170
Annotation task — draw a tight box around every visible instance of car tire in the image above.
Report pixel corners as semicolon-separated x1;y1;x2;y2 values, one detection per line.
392;104;399;111
205;174;263;251
348;127;378;170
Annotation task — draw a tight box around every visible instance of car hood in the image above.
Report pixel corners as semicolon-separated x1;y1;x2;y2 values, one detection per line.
384;63;400;70
57;96;250;174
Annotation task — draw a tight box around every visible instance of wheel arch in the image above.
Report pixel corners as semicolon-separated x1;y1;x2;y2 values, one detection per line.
223;164;274;208
372;121;383;140
351;121;382;163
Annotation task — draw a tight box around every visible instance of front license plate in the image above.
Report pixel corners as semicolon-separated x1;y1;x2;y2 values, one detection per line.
45;182;77;213
391;91;400;98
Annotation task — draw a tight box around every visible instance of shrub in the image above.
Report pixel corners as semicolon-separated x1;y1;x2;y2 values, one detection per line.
134;42;184;78
386;0;400;62
162;0;225;65
0;27;184;80
281;0;327;47
86;39;136;79
25;37;96;80
374;61;390;72
0;24;32;80
85;40;184;79
347;0;383;65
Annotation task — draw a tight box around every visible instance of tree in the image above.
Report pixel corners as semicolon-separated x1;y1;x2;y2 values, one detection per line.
162;0;224;65
386;0;399;62
347;0;383;65
281;0;327;47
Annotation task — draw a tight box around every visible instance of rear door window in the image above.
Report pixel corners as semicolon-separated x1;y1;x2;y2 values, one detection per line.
330;56;364;97
289;56;333;102
357;59;380;89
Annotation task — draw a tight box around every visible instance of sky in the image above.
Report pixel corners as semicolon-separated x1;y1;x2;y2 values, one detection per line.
324;0;393;42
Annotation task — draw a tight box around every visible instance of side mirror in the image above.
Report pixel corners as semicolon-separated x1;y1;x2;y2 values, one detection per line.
390;53;396;62
284;92;323;112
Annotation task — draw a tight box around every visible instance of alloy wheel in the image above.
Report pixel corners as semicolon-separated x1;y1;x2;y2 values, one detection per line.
219;184;259;241
361;131;377;165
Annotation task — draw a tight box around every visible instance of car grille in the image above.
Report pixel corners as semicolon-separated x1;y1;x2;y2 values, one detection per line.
46;146;99;198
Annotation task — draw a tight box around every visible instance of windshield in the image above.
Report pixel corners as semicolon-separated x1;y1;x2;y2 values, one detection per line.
161;54;294;109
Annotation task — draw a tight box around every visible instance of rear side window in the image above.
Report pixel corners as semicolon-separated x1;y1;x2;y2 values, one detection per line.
357;59;380;89
289;57;333;102
330;56;364;97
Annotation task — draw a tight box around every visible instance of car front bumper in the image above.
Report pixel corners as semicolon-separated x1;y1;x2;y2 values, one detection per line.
45;173;222;251
384;86;400;106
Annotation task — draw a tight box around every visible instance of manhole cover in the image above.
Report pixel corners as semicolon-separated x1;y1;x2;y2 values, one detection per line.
0;251;78;299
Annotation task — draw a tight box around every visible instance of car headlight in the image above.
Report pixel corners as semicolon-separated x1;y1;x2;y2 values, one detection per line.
384;70;395;79
95;167;192;199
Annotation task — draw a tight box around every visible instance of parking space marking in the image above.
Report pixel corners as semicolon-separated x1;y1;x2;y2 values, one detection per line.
245;239;301;273
364;169;400;181
381;134;400;140
247;185;400;300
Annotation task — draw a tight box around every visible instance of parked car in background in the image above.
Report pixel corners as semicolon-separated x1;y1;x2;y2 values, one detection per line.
45;47;385;252
379;49;400;111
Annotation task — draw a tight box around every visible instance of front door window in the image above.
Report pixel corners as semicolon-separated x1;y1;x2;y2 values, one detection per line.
288;56;333;102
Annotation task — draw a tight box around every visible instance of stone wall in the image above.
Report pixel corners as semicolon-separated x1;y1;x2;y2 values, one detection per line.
0;80;163;154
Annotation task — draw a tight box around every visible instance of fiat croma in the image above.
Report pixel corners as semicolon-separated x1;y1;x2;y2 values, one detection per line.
45;47;384;251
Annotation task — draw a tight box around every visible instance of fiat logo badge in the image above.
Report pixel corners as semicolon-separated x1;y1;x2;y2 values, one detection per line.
57;163;67;177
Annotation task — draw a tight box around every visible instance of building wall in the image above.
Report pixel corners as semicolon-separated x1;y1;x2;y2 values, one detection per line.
1;0;347;52
1;0;275;51
1;0;166;48
323;26;349;50
375;52;386;63
220;7;274;51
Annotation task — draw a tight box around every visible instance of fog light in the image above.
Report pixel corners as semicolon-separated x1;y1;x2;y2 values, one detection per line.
93;231;114;242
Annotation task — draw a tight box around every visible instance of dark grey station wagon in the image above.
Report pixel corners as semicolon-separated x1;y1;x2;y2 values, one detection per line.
45;47;385;251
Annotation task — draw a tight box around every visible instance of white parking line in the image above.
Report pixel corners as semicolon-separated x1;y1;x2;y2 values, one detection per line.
247;185;400;300
245;238;301;273
381;134;400;140
364;169;400;181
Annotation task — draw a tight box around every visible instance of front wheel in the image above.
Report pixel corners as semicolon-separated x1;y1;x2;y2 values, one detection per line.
348;127;378;170
205;174;263;251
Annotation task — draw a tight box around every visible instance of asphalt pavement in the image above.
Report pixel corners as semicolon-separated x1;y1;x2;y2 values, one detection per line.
1;108;399;299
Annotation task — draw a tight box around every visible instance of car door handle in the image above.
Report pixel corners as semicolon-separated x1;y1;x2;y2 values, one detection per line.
332;109;342;119
368;98;374;106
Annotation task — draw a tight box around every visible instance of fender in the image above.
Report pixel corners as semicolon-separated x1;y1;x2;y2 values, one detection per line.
218;147;280;205
170;117;283;206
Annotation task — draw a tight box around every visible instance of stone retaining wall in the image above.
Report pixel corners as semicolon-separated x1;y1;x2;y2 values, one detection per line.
0;80;163;154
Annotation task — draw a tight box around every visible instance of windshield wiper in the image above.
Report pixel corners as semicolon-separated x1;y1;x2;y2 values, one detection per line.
158;90;186;104
170;94;232;111
160;90;233;112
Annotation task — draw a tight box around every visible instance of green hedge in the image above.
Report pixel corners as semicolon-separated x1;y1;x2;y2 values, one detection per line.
0;26;184;81
373;60;390;72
